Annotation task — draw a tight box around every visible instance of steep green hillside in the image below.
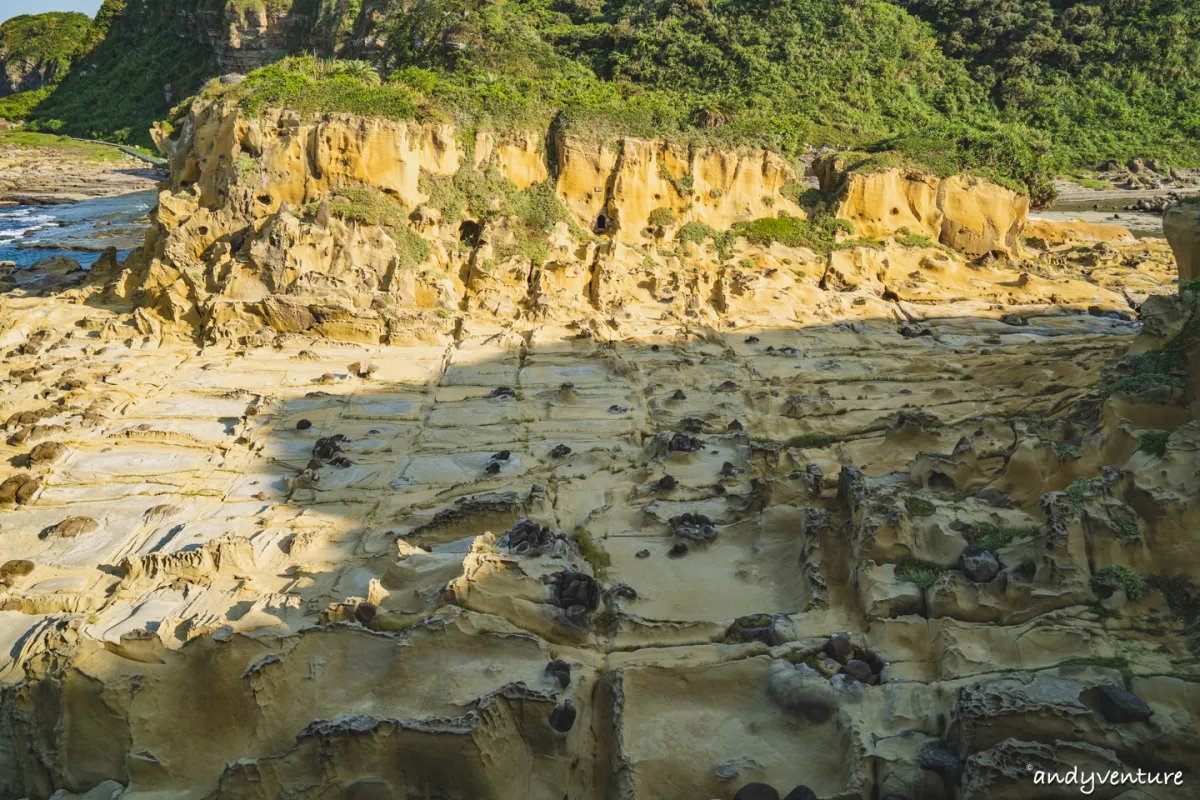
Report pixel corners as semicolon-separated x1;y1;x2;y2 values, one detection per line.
16;0;1200;201
898;0;1200;167
0;11;92;119
23;0;217;145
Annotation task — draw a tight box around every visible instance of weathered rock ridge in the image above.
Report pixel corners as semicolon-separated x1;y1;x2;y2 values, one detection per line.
116;102;1074;347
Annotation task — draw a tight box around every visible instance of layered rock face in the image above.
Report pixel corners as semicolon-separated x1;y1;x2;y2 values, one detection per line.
120;101;810;340
1;108;1200;799
815;156;1030;257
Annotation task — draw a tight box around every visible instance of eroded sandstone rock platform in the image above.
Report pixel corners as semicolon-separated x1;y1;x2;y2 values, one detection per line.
0;108;1199;800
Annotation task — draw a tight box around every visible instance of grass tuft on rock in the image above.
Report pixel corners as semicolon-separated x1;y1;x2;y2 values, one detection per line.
571;529;611;577
896;558;943;590
1065;477;1103;508
1092;565;1146;602
966;522;1039;552
1137;429;1172;458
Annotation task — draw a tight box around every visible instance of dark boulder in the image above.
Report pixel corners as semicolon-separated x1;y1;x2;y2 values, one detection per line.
960;544;1000;582
313;436;346;461
550;571;600;612
668;432;703;453
354;602;377;624
43;516;99;539
652;474;678;492
1094;684;1152;723
549;700;576;733
0;473;40;505
544;659;571;688
919;746;964;786
734;784;779;800
499;518;564;555
669;513;717;543
842;659;873;684
824;635;854;664
783;788;817;800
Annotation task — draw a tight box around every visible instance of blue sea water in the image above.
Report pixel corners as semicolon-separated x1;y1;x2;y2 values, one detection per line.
0;190;156;269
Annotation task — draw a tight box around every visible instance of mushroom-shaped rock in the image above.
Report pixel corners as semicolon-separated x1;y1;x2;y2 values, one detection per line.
0;559;34;584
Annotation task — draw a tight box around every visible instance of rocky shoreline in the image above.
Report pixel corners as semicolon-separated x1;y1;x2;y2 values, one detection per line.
0;135;160;205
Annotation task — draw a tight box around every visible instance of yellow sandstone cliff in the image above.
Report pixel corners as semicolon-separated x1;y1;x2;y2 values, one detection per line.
815;155;1029;256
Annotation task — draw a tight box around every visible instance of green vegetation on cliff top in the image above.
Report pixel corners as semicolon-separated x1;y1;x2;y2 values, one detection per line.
6;0;1200;198
0;12;92;80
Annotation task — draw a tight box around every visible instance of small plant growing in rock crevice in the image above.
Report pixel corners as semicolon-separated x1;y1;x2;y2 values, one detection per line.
905;495;936;516
571;528;611;577
1065;477;1103;508
1146;574;1200;647
1054;442;1080;460
966;522;1039;552
1092;565;1146;602
677;221;734;260
896;558;943;590
1113;517;1141;540
235;153;258;182
647;207;676;227
1137;429;1172;458
591;604;618;633
658;162;694;197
